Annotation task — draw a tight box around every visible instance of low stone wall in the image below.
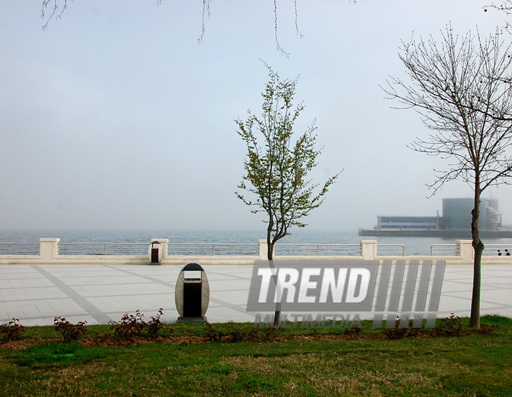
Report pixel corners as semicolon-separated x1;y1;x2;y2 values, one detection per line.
0;238;511;265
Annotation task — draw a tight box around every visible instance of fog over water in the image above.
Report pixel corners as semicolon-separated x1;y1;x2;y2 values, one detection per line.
1;1;512;235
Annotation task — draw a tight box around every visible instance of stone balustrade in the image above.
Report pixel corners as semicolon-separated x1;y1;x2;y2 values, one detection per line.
0;237;510;265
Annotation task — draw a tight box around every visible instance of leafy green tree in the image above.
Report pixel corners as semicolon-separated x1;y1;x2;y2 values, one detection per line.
236;65;339;260
236;65;340;325
383;26;512;328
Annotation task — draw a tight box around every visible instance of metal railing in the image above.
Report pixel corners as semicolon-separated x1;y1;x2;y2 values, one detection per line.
430;244;459;256
274;244;361;257
430;243;512;257
0;242;40;255
58;243;149;256
167;243;259;256
482;244;512;257
5;240;511;260
377;244;405;256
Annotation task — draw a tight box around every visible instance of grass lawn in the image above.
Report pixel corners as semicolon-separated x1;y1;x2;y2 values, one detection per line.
0;315;511;396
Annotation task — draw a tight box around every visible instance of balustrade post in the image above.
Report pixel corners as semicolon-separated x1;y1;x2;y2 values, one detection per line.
456;240;473;262
40;238;60;261
360;240;377;260
259;239;275;260
151;239;169;259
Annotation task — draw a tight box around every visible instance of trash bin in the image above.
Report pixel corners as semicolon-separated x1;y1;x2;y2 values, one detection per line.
175;263;209;323
148;241;162;265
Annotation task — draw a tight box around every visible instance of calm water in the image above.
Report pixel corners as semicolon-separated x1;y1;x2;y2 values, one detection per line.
1;229;511;255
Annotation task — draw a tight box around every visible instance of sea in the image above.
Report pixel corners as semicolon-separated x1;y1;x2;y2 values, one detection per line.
1;229;511;256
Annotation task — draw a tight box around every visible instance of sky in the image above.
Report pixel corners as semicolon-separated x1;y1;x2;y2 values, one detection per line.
1;0;511;233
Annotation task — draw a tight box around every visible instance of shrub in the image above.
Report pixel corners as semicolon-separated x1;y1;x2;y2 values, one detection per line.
146;308;165;339
434;313;467;337
110;310;146;340
383;324;409;340
54;317;87;343
344;326;362;340
204;322;224;343
383;316;420;340
0;318;25;342
478;323;500;336
250;327;279;342
110;309;165;340
227;326;249;343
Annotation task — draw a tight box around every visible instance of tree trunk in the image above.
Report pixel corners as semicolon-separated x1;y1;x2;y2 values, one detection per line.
273;305;281;327
266;234;281;328
470;188;483;329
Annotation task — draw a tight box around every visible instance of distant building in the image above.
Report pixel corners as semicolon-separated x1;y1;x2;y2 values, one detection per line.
442;198;501;231
359;198;509;237
377;216;440;230
376;198;502;231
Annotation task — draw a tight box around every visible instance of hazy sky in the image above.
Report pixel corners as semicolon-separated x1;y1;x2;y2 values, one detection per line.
1;0;511;233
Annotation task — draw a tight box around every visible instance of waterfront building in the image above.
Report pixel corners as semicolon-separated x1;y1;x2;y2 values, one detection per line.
377;215;440;230
359;198;509;237
442;198;501;230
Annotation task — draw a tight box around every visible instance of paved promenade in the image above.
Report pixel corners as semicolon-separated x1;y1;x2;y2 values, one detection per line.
0;264;511;326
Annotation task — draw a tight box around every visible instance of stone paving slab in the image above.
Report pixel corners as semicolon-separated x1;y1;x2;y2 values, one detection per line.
0;264;511;327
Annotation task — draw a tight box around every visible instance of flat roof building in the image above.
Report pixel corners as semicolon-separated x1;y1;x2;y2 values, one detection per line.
376;198;502;231
377;216;440;230
443;198;501;230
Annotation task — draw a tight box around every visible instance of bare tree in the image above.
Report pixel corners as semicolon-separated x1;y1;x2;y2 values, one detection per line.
41;0;68;30
383;26;512;328
484;1;512;33
40;0;300;53
41;1;356;56
236;64;340;326
485;0;512;12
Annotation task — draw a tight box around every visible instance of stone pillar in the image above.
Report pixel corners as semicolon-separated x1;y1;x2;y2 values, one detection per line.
40;238;60;261
361;240;378;260
456;240;473;262
152;239;169;259
259;239;273;260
